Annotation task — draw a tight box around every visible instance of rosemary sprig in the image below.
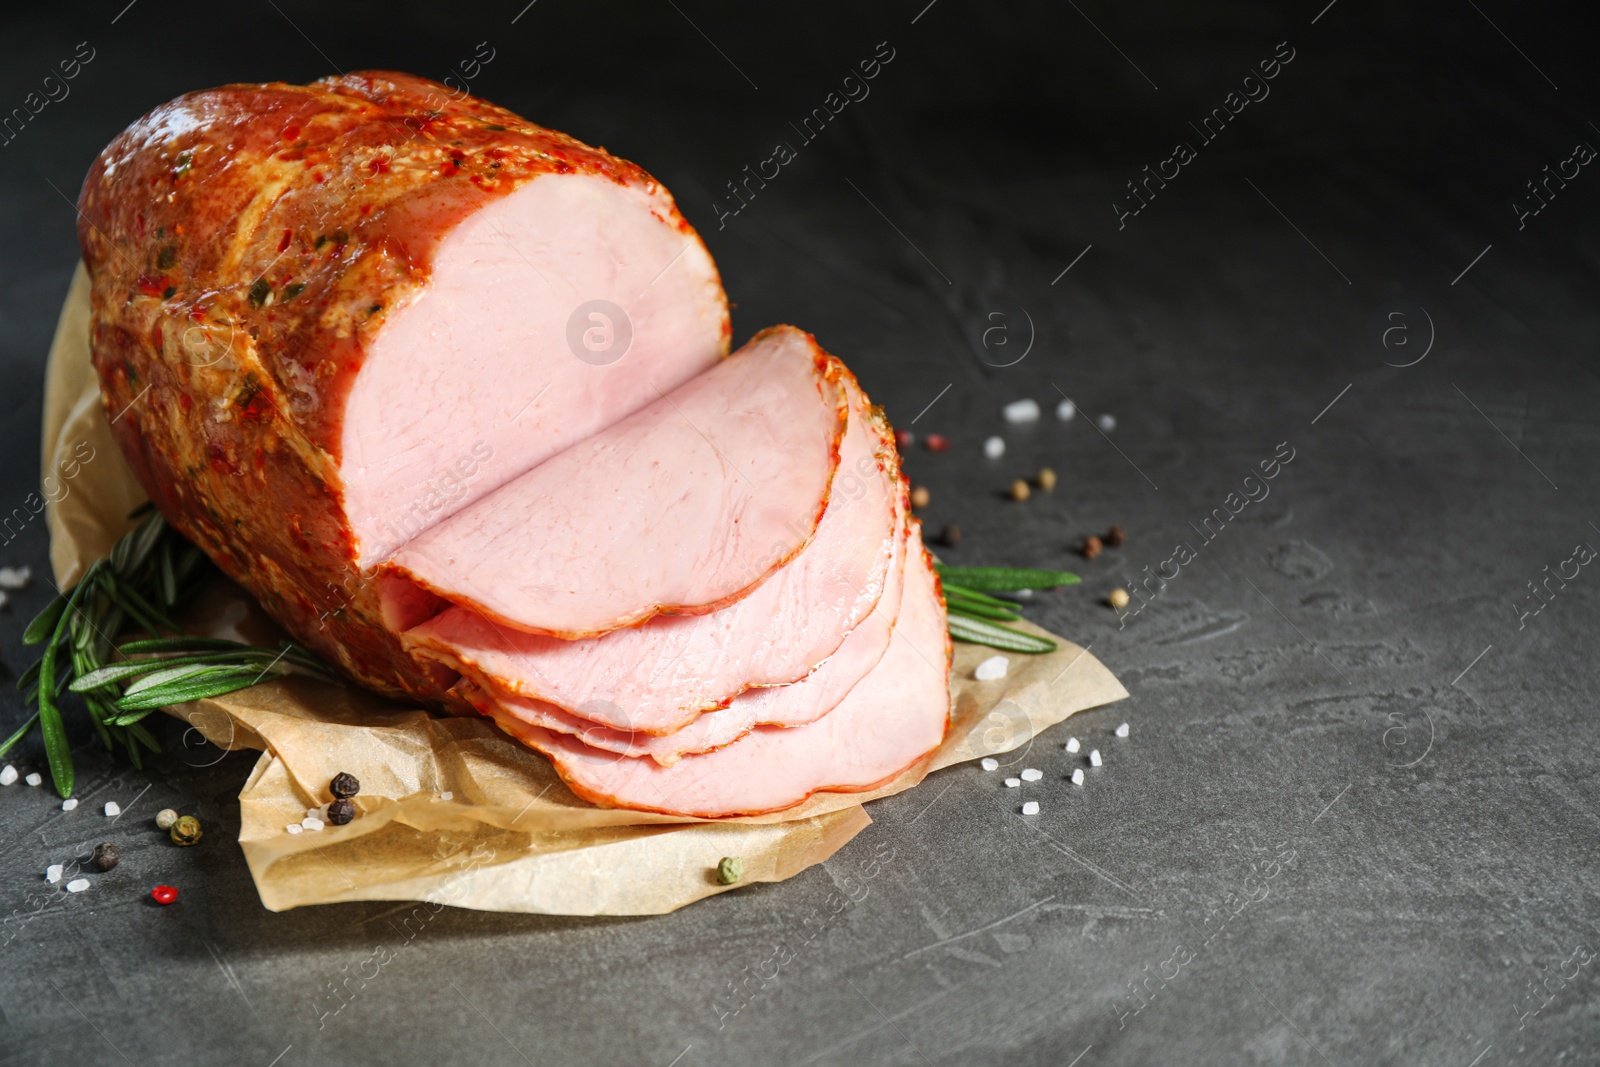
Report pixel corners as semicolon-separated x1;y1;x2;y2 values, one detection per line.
8;510;334;796
938;565;1077;653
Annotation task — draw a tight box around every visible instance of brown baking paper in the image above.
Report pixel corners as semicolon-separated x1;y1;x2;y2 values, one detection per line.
41;263;1128;914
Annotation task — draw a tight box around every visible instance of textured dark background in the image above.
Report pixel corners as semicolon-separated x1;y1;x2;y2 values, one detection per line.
1;1;1597;1064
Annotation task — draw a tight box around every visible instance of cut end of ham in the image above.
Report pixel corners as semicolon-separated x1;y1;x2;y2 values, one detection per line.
341;173;728;566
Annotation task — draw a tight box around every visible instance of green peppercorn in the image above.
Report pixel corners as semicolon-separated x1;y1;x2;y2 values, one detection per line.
329;772;360;799
716;856;744;886
92;843;121;872
170;815;203;847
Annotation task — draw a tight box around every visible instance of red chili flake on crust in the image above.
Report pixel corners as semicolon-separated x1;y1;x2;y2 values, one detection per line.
206;443;239;476
312;171;326;183
440;160;459;177
281;125;300;142
179;393;192;413
277;228;292;253
368;156;390;175
136;274;168;297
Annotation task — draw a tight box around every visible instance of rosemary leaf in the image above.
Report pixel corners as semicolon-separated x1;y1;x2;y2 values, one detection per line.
114;671;272;711
934;564;1080;592
0;713;40;758
23;595;67;645
947;614;1058;654
938;582;1016;608
945;597;1023;622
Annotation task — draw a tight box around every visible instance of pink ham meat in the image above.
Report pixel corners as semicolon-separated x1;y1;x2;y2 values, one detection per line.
384;326;848;638
402;375;902;731
464;516;917;765
477;533;951;818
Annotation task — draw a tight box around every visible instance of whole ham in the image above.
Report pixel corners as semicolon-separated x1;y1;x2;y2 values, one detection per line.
78;71;727;699
79;72;952;819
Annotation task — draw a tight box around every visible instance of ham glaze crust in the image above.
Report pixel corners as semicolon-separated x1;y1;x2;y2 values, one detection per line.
77;73;729;701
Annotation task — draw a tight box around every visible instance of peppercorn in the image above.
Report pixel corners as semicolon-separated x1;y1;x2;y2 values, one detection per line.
170;815;203;847
910;486;931;509
155;808;178;830
1082;535;1103;560
151;885;178;905
1009;479;1031;501
924;433;949;453
1108;588;1130;610
894;429;914;449
1105;524;1127;547
940;524;962;547
326;798;356;825
92;843;121;872
716;856;744;885
329;771;360;799
1036;467;1058;491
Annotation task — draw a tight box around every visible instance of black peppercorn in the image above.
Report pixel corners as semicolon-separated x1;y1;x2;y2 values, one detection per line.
326;798;356;825
939;524;962;547
329;772;360;799
92;843;121;872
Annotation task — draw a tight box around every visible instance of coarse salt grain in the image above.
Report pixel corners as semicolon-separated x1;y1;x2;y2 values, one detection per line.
285;823;303;834
1089;749;1103;767
1003;399;1040;424
983;435;1006;459
0;765;16;786
440;791;454;801
1115;722;1130;738
1004;777;1021;788
66;879;90;893
980;758;999;771
1021;801;1040;816
974;655;1009;681
1065;737;1080;753
1097;414;1116;432
1021;768;1043;782
62;799;78;811
305;807;326;821
301;817;325;831
0;565;32;590
1071;769;1085;786
103;802;120;817
1055;398;1076;422
46;864;63;883
25;773;42;787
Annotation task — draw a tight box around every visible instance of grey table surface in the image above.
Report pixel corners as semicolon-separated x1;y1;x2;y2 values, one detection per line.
1;2;1597;1064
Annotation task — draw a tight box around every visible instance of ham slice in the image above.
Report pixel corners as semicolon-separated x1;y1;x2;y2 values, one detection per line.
402;374;902;731
477;532;951;817
462;517;917;764
384;326;847;639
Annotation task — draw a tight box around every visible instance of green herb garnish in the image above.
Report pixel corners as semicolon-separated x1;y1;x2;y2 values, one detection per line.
8;511;334;796
947;613;1058;654
938;568;1078;653
935;564;1079;592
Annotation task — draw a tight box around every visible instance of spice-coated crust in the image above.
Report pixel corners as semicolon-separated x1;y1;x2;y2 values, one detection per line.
77;72;728;702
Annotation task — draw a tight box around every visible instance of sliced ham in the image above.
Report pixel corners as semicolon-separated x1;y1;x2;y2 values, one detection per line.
402;374;902;730
462;516;917;764
384;326;848;639
478;532;951;818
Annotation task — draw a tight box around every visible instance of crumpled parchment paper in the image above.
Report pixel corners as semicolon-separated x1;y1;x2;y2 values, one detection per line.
41;263;1129;914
